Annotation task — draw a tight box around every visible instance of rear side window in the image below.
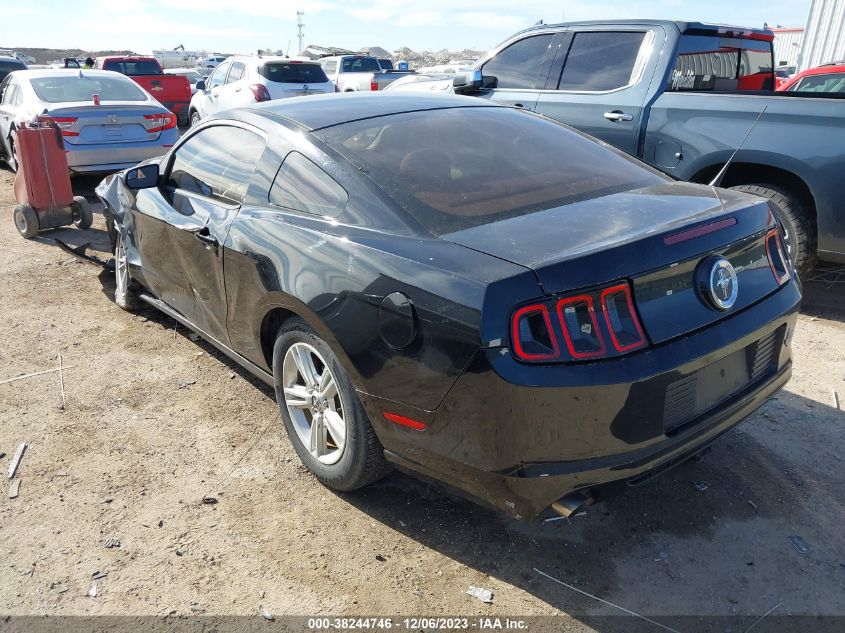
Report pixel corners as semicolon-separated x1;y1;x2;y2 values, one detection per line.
1;81;18;105
323;60;338;74
102;60;162;75
269;152;348;217
789;73;845;93
167;125;265;205
227;62;245;83
340;57;381;73
30;75;147;102
666;36;774;91
482;34;553;89
315;107;664;235
259;62;328;84
557;31;647;91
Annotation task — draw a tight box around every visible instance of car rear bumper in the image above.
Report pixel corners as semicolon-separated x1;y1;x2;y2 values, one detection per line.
65;133;175;173
361;280;801;520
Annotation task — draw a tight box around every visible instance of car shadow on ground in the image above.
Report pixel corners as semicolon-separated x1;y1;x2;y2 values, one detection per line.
336;388;844;628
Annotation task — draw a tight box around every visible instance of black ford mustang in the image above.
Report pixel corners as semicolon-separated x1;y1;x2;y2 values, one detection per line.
97;93;800;520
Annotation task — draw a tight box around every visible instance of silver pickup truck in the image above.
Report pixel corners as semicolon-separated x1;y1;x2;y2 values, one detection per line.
319;55;412;92
390;20;845;276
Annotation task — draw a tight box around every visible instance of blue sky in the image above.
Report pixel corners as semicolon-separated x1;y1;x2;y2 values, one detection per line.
7;0;811;55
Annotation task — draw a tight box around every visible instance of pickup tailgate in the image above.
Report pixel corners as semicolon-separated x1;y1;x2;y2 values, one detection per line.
442;182;784;344
130;75;190;105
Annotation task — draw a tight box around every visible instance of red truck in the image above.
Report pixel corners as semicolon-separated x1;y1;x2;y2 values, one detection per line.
95;56;191;126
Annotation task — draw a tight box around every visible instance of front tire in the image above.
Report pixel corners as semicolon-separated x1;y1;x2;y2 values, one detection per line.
189;110;201;127
272;318;389;491
114;230;142;311
71;196;93;229
729;183;816;278
13;204;38;238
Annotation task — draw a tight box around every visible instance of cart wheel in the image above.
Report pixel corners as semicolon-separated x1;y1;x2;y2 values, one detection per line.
13;204;39;239
72;196;94;229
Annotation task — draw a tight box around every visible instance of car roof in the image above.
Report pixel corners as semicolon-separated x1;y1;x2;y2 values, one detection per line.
244;92;499;131
798;64;845;75
517;19;773;40
9;68;134;80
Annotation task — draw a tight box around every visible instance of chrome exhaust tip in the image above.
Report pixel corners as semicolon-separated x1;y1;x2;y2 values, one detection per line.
550;491;592;518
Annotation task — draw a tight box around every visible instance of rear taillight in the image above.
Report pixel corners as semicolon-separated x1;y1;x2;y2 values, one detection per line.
600;284;647;353
556;295;605;359
511;281;647;363
370;78;379;91
511;304;559;361
143;113;176;133
52;117;79;137
250;83;271;102
765;227;791;285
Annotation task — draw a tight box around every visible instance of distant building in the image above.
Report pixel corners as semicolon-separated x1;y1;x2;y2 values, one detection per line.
797;0;845;70
772;28;804;67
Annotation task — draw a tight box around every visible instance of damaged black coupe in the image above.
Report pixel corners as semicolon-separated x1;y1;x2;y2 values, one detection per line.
97;93;800;520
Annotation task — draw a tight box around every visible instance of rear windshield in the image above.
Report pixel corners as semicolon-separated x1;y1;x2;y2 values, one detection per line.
102;60;162;76
666;35;774;92
259;62;328;84
315;107;665;236
340;57;381;73
0;60;25;82
30;75;148;103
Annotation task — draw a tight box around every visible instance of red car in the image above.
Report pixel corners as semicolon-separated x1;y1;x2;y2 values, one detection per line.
777;62;845;93
95;57;191;126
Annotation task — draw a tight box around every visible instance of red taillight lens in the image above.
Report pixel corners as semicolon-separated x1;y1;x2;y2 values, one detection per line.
52;116;79;137
765;227;791;285
250;83;271;102
370;79;379;91
511;304;559;361
555;295;605;359
143;113;176;133
511;281;647;363
600;284;647;353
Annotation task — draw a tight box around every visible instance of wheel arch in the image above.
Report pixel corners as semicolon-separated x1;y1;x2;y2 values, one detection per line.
690;162;817;233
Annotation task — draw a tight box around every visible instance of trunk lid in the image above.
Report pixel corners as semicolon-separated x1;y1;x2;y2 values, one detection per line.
47;104;166;145
442;182;782;344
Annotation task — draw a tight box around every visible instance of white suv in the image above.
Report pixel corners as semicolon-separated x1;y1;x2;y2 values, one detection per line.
188;56;335;125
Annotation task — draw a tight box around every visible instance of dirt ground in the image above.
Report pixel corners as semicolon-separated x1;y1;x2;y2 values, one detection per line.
0;168;843;631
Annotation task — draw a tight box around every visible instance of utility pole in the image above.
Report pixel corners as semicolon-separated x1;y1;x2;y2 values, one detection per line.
297;11;305;55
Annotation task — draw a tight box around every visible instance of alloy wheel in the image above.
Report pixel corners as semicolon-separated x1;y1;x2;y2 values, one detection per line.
282;342;346;465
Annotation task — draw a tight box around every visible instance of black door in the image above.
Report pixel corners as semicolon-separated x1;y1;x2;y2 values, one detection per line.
133;123;266;343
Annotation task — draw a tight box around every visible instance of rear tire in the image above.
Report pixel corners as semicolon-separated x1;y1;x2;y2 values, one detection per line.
13;204;38;239
729;183;817;279
7;132;19;173
71;196;93;229
272;318;390;491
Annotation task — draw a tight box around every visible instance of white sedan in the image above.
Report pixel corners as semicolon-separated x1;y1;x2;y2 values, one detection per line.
0;69;179;174
188;56;334;126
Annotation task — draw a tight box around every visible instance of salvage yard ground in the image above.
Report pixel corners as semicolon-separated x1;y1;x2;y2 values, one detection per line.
0;169;844;629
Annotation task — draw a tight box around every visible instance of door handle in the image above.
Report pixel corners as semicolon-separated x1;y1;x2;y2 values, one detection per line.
604;111;634;122
234;87;242;92
194;226;219;249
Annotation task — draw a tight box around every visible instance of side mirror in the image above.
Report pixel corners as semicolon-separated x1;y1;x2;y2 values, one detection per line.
125;163;160;189
195;79;206;91
453;69;483;93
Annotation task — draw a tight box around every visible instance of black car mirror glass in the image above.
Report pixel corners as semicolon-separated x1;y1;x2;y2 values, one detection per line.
125;163;160;189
